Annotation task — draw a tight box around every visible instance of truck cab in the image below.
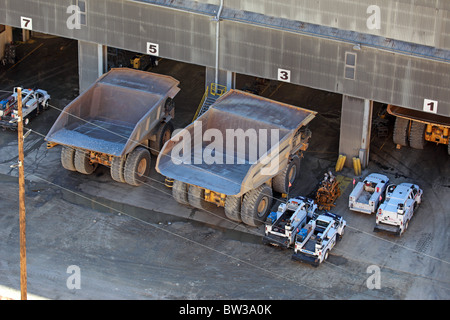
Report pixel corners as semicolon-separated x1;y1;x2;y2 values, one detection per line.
374;183;422;235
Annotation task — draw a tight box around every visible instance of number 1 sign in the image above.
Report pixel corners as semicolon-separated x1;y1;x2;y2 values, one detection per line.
423;99;438;114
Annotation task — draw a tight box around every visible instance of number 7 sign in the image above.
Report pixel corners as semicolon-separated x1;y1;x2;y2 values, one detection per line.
21;17;33;30
423;99;438;114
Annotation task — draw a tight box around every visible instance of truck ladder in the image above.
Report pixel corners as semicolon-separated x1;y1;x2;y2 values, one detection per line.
192;83;227;121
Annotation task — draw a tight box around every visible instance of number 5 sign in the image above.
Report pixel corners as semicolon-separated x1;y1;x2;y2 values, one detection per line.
423;99;438;114
21;17;33;30
147;42;159;56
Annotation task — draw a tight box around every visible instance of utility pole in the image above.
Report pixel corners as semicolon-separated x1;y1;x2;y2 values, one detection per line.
17;87;27;300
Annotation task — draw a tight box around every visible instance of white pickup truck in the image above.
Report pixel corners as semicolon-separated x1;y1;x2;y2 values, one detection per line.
263;196;317;248
292;211;346;267
0;87;50;129
374;183;423;235
349;173;389;214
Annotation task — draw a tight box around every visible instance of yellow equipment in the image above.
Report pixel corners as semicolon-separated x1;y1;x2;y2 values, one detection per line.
388;104;450;155
335;154;346;172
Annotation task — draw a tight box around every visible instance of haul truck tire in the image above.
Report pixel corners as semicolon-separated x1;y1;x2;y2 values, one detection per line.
61;146;76;171
188;185;216;211
74;149;98;175
273;155;300;194
111;155;126;183
172;179;189;205
150;120;174;156
393;117;410;147
224;195;242;222
241;184;273;227
124;147;151;186
409;121;426;150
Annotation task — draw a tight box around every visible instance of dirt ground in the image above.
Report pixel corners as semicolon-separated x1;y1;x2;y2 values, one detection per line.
0;35;449;301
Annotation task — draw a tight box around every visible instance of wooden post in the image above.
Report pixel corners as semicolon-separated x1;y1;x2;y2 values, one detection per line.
17;87;27;300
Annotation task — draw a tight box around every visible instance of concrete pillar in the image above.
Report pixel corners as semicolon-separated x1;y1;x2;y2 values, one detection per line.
339;95;373;168
0;26;13;60
22;29;30;42
205;66;235;91
78;41;107;93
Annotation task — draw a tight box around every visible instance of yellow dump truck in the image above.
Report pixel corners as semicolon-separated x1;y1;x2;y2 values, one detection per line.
45;68;180;186
390;104;450;155
155;90;316;227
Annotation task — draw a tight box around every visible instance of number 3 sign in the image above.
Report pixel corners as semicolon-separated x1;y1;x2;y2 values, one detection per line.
423;99;438;114
277;68;291;83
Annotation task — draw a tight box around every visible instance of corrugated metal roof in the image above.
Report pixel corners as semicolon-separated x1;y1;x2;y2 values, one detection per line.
133;0;450;62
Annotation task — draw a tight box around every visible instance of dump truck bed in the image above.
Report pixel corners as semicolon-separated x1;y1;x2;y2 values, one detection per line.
156;90;316;196
45;68;180;157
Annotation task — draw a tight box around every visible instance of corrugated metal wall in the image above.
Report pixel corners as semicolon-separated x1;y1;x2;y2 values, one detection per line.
0;0;449;116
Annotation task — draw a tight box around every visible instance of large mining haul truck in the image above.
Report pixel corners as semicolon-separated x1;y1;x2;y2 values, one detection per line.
155;89;317;227
389;104;450;155
45;68;180;186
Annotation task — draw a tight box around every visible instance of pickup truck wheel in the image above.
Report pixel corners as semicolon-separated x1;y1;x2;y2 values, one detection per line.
393;117;410;147
172;180;189;205
241;185;273;227
124;147;151;186
150;121;174;156
273;155;300;194
74;149;98;175
110;155;126;183
224;195;242;222
61;146;76;171
409;121;426;149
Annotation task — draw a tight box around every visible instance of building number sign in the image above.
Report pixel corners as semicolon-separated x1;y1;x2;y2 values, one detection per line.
423;99;438;114
277;68;291;83
21;17;33;30
147;42;159;57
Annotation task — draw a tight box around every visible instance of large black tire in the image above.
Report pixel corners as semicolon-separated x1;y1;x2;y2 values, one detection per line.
409;121;426;149
272;155;300;194
172;179;189;205
224;195;242;222
150;121;174;156
164;98;175;114
448;143;450;156
187;185;217;212
393;117;410;147
124;147;151;186
110;155;126;183
241;184;273;227
61;146;76;171
74;149;97;175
